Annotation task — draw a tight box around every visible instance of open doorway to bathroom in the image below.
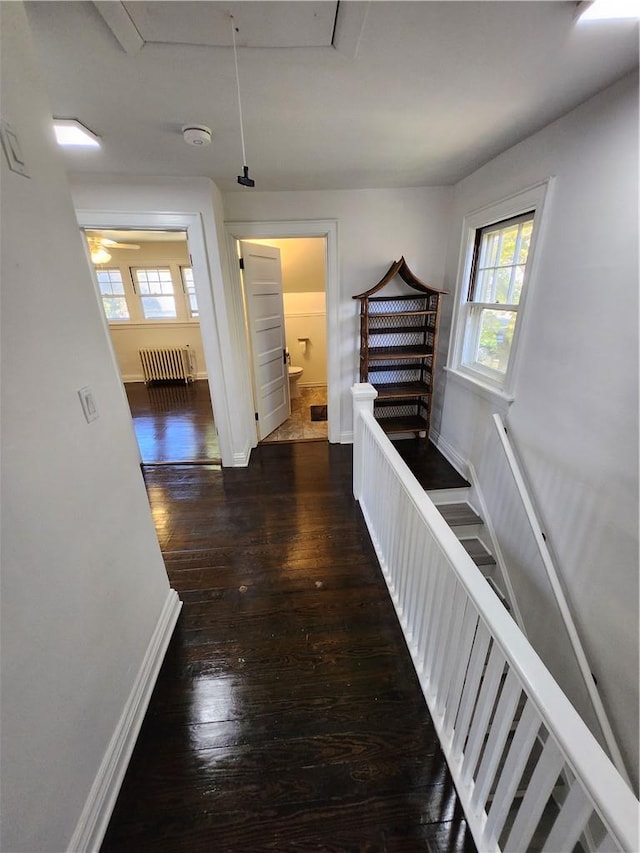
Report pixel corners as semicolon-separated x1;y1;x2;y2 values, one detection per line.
243;237;328;444
84;227;220;464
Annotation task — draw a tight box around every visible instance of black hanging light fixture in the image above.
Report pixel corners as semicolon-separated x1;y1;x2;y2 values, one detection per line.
230;16;255;188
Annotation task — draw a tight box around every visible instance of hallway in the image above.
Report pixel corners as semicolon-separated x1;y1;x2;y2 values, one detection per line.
101;442;475;851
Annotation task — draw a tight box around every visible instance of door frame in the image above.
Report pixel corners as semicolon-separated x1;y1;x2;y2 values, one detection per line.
225;220;339;445
76;209;233;464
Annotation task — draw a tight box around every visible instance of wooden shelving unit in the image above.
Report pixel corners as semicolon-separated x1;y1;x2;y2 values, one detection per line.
353;257;446;438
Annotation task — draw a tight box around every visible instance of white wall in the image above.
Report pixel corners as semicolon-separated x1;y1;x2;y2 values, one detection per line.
223;187;452;439
439;73;639;788
0;5;177;849
69;176;254;466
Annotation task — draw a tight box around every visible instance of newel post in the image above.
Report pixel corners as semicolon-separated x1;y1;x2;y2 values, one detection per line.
351;383;378;500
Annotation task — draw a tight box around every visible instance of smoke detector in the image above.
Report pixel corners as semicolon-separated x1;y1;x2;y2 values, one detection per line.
182;125;212;146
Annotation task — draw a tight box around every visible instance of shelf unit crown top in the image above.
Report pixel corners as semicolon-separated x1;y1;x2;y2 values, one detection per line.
352;256;447;300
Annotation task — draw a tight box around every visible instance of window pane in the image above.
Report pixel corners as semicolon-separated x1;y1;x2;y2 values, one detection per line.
103;296;129;320
472;214;534;306
141;295;176;319
464;308;516;375
495;266;512;303
518;221;533;264
97;269;124;295
181;267;199;318
134;268;175;308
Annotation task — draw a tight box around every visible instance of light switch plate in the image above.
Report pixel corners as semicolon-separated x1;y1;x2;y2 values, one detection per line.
0;119;29;178
78;386;99;423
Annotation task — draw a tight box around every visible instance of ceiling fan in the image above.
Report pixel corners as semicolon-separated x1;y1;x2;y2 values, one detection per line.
85;231;141;265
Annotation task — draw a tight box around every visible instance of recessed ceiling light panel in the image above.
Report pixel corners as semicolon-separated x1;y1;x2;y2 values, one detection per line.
577;0;640;21
53;119;101;148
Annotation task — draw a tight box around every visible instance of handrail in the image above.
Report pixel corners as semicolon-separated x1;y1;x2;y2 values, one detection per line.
492;413;630;786
351;384;638;852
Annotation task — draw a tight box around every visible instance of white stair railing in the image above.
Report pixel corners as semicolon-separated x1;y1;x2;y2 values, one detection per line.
352;384;638;853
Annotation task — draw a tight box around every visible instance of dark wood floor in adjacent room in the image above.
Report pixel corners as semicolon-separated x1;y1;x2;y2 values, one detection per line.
101;441;475;852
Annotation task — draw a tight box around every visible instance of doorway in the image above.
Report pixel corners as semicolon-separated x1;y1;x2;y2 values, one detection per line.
226;219;340;447
82;226;220;464
243;237;328;443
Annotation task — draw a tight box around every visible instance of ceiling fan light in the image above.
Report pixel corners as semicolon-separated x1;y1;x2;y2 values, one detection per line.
91;246;112;265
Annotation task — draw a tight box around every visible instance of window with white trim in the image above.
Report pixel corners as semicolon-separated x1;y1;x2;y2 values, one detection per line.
462;212;533;377
180;266;199;318
132;267;177;320
450;183;549;395
96;268;129;320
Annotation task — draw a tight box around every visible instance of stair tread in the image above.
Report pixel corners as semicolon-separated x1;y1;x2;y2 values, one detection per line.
437;502;482;527
460;538;496;566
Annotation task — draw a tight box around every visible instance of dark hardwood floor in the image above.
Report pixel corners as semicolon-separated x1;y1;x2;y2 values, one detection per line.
125;380;220;463
101;441;475;852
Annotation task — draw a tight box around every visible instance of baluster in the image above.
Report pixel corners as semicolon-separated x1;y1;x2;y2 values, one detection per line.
409;523;430;648
423;554;457;681
399;508;419;634
541;782;593;853
442;604;479;742
503;737;565;852
451;624;491;757
407;525;427;640
470;668;522;819
431;576;464;709
396;502;414;620
387;474;402;600
434;584;470;719
419;556;445;675
595;831;618;852
460;641;506;790
484;699;540;846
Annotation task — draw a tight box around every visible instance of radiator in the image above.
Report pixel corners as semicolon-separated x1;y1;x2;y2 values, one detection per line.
139;347;194;384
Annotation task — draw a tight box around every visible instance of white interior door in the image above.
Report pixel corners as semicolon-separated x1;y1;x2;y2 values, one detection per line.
240;241;290;440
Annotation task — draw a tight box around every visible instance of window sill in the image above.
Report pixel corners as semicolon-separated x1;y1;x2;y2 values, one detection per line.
108;320;200;328
444;366;514;407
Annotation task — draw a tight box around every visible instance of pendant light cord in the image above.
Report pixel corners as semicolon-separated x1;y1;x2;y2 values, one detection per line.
230;17;248;168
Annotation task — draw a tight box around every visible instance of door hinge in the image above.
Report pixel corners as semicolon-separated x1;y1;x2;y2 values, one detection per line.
255;412;259;421
239;257;245;270
283;348;287;364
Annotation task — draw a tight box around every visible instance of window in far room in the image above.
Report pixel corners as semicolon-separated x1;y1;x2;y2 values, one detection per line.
96;268;130;321
180;266;199;318
132;267;178;320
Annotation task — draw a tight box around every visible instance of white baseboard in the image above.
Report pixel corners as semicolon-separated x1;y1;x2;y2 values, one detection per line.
340;430;354;444
299;381;328;389
430;428;470;481
68;589;182;853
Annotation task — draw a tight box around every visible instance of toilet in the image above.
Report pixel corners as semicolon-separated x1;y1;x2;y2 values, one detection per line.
288;365;304;399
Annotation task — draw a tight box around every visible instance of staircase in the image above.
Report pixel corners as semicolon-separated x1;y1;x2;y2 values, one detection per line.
427;487;512;613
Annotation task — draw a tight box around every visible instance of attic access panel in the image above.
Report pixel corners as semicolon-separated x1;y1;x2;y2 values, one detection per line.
121;2;339;48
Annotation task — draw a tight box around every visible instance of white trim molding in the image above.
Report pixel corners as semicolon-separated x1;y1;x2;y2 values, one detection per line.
225;220;340;446
429;426;470;481
446;179;555;400
75;209;236;467
68;589;182;853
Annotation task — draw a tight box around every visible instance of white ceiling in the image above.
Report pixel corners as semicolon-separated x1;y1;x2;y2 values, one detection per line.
26;1;638;193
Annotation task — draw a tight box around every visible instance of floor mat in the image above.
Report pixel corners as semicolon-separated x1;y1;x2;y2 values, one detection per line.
310;405;327;422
